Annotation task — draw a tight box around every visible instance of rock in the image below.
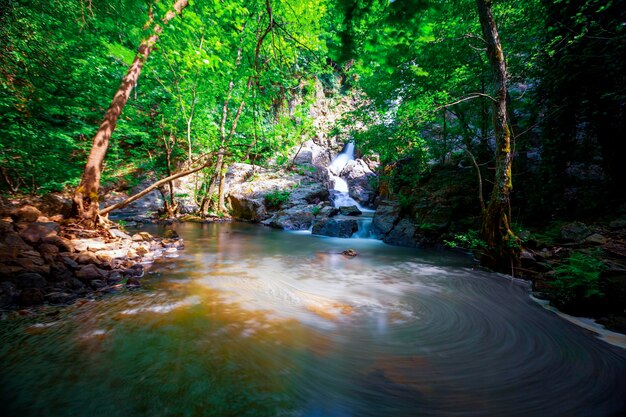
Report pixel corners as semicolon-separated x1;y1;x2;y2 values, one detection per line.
89;279;107;289
76;251;101;265
289;182;330;205
13;205;42;223
14;272;48;289
43;235;73;252
372;200;401;237
228;196;268;222
109;228;131;240
19;288;44;306
45;292;75;305
312;218;358;238
338;205;362;216
75;264;109;281
37;194;72;217
319;206;339;217
383;219;420;247
70;238;107;252
585;233;607;245
60;255;78;269
342;159;377;206
107;271;122;284
95;249;127;260
126;277;141;288
263;206;316;230
163;229;179;239
342;249;358;257
17;222;59;244
131;232;152;242
124;264;144;278
0;282;18;307
49;265;73;282
609;219;626;230
560;222;591;242
37;243;59;260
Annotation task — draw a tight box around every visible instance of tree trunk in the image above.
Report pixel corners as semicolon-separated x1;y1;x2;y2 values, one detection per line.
72;0;189;225
476;0;520;272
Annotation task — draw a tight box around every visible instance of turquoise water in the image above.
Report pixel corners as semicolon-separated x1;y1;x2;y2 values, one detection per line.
1;222;625;416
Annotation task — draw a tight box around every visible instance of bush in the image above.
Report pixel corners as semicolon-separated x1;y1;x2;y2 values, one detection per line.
553;250;604;303
444;229;486;251
264;190;290;210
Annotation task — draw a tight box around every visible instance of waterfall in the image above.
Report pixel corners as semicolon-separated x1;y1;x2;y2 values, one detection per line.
327;142;375;238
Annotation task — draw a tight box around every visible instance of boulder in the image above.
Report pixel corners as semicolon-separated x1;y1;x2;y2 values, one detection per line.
163;229;179;239
585;233;607;245
383;218;420;247
263;206;315;230
338;205;362;216
312;218;358;238
372;200;401;237
19;288;44;306
343;159;377;206
45;292;75;305
75;264;109;281
109;228;131;240
560;222;591;242
37;193;72;217
17;222;59;244
0;281;18;307
13;205;42;223
43;235;73;252
71;238;107;252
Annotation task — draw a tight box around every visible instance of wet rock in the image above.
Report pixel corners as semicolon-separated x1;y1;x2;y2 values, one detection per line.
342;249;358;257
45;292;75;305
14;272;48;289
0;282;18;307
585;233;607;245
89;279;107;289
319;206;339;217
263;206;316;230
49;265;73;282
126;277;141;288
124;264;144;278
107;271;122;284
13;205;41;223
609;218;626;230
19;288;44;306
560;222;591;242
75;264;109;281
372;200;401;237
71;238;107;252
343;159;377;206
163;229;179;239
131;232;152;242
312;218;358;238
338;205;362;216
383;219;420;248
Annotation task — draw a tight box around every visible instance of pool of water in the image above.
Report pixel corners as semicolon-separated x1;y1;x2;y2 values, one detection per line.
1;222;625;416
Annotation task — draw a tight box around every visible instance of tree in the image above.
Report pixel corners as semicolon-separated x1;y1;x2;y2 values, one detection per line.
476;0;519;271
72;0;189;225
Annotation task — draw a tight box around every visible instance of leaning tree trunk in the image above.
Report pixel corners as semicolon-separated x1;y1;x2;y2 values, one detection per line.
72;0;189;225
476;0;520;272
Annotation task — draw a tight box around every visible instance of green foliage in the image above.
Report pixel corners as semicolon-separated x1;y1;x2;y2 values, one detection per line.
311;206;321;216
444;229;486;251
553;250;605;301
264;189;291;210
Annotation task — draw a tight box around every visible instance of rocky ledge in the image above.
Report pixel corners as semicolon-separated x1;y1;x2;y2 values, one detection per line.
0;205;183;309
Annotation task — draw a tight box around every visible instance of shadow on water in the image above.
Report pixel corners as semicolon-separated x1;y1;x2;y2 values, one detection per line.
1;222;625;416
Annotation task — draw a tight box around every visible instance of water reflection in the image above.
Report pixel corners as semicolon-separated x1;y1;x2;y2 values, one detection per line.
1;222;625;417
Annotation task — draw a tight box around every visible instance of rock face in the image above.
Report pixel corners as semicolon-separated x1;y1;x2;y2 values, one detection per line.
312;218;358;238
338;205;362;216
226;163;330;230
342;159;377;206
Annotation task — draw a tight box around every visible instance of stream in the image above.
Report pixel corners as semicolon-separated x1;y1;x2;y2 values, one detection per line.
1;222;625;416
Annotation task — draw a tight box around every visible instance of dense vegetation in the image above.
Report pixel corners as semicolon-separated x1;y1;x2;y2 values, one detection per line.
1;0;625;315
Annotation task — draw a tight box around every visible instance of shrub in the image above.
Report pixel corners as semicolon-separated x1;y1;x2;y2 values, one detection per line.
553;250;604;302
264;190;290;210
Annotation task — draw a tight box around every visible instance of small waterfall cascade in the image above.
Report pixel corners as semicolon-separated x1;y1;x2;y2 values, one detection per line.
327;142;375;238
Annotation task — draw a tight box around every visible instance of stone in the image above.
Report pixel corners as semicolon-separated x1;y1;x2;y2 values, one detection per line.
13;272;48;289
383;219;420;248
342;249;358;257
163;229;179;239
560;222;591;242
585;233;607;245
131;232;152;242
263;206;316;230
37;193;72;217
49;265;73;282
43;235;73;252
89;279;107;289
37;243;59;262
76;251;101;265
13;205;41;223
19;288;44;306
343;159;377;206
45;292;75;305
338;205;362;216
124;264;144;278
18;222;59;244
75;264;109;281
372;200;401;237
312;218;358;238
126;277;141;287
319;206;339;217
109;228;131;240
0;281;18;307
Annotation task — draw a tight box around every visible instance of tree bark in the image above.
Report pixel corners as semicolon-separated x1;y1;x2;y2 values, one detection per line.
476;0;520;272
72;0;189;225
